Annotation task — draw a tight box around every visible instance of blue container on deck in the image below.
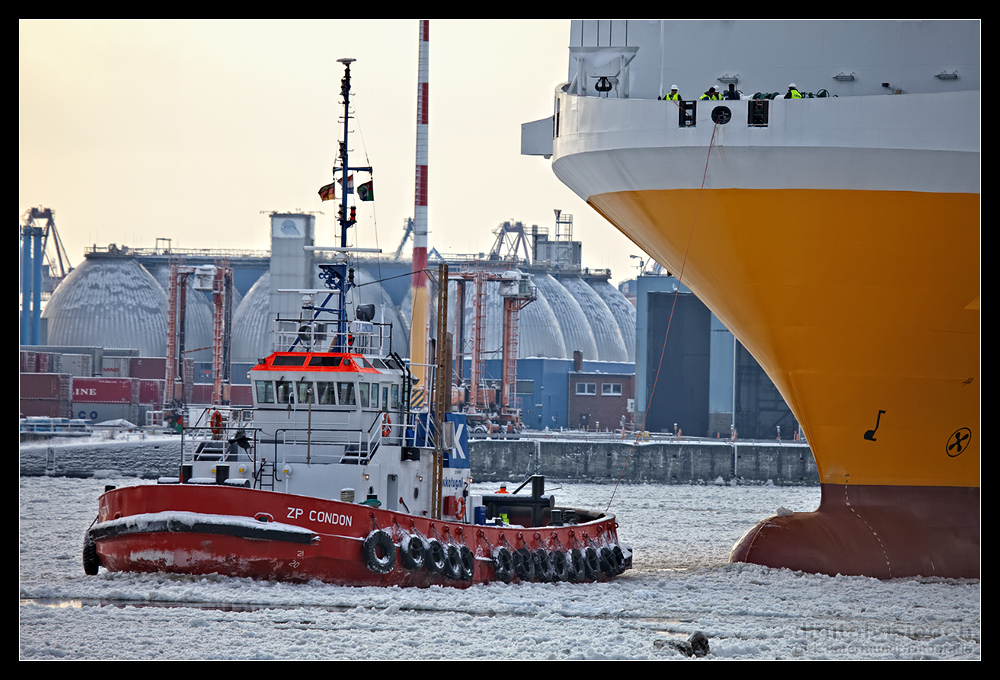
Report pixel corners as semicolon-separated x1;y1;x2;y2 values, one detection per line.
474;505;486;525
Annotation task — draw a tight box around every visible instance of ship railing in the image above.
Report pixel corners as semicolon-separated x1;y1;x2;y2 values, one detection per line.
267;421;404;466
271;317;394;355
176;420;262;485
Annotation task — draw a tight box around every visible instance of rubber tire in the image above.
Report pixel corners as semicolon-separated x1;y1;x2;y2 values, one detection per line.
444;544;463;580
533;548;554;582
549;550;570;582
426;539;447;574
493;547;514;583
400;534;426;571
83;532;101;576
362;530;396;574
569;548;586;581
459;545;475;581
599;547;617;577
513;548;535;582
583;547;600;580
611;545;626;574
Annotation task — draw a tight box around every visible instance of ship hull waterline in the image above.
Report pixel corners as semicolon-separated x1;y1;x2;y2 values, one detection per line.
586;186;979;579
89;484;629;587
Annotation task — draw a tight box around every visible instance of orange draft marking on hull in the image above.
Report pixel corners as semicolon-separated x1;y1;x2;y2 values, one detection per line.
589;187;980;489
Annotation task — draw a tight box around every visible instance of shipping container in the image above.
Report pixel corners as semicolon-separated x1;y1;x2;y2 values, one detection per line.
20;372;72;400
130;356;167;379
138;379;165;406
101;356;132;377
71;377;138;404
59;353;94;377
20;398;72;418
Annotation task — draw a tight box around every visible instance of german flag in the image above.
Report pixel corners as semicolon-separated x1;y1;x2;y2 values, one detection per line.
318;182;337;202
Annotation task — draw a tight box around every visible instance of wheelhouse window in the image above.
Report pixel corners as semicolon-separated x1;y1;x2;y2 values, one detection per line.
275;380;293;404
390;384;400;410
272;355;306;366
316;381;337;405
358;382;370;408
338;382;356;406
308;356;342;368
255;380;274;404
296;382;314;404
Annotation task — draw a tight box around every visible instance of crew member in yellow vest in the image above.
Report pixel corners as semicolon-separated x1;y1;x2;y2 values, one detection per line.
699;86;721;100
784;83;802;99
664;84;682;101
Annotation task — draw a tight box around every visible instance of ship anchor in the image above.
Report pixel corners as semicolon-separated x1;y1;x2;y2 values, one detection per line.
863;409;886;441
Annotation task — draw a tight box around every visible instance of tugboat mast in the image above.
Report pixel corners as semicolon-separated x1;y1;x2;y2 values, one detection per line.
328;57;372;352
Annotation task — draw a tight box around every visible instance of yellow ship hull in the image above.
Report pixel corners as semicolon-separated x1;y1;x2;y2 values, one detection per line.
590;187;979;489
528;19;981;579
590;187;980;578
540;79;980;577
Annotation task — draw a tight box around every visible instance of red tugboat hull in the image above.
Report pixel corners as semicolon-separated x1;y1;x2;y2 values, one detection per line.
90;484;629;587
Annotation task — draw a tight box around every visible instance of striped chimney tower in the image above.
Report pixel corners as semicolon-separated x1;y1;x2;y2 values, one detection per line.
409;19;431;403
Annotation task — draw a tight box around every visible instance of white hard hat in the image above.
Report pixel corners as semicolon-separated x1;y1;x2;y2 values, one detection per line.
671;84;678;90
789;83;796;88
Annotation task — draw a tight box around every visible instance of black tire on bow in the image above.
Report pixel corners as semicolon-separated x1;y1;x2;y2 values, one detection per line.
83;532;101;576
444;544;463;580
426;539;447;574
459;545;476;581
362;530;396;574
599;547;618;577
513;548;535;582
549;550;571;582
533;548;554;582
493;547;514;583
400;534;427;571
569;548;586;581
583;547;600;580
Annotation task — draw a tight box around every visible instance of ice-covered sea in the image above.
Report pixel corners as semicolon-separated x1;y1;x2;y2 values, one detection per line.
20;474;980;660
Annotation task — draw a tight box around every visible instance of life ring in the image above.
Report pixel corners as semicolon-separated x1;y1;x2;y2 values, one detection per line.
382;413;392;437
400;534;427;571
492;547;514;583
361;530;396;574
453;496;466;519
210;410;223;438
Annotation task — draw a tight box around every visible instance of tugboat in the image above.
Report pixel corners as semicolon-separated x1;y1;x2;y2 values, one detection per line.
82;57;630;588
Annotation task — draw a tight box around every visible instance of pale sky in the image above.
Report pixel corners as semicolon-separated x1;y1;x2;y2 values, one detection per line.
19;19;646;286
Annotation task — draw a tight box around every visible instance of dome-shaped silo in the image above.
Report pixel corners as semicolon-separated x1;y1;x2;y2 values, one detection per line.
531;272;599;360
231;270;273;362
587;278;636;362
558;275;628;362
42;250;169;356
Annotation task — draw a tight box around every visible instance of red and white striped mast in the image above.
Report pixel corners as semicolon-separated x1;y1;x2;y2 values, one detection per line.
409;19;431;405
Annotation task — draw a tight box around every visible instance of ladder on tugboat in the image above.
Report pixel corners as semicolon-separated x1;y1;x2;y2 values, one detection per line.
256;458;275;490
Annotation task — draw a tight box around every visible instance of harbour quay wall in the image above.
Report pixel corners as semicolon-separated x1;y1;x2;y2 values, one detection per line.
19;436;818;486
470;438;818;486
